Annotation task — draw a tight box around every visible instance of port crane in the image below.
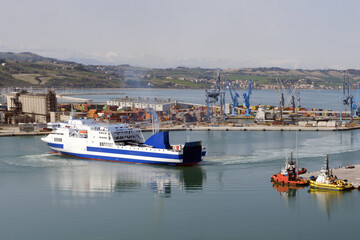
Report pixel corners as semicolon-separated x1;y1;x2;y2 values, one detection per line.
340;71;355;122
275;76;285;121
243;80;252;116
285;85;300;113
226;81;240;116
352;85;359;117
205;68;225;122
276;75;300;116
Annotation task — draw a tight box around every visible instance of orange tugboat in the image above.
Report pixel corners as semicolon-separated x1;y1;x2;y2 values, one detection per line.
271;153;309;186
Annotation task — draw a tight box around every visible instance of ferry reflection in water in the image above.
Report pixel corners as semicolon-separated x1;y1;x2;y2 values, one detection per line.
308;188;352;220
48;160;205;199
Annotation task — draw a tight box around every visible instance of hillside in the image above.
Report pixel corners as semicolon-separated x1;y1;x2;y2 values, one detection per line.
0;52;359;89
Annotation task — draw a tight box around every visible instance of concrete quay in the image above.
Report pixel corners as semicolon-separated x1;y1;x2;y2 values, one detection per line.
56;94;92;102
175;125;360;132
302;165;360;188
0;126;49;137
2;124;360;137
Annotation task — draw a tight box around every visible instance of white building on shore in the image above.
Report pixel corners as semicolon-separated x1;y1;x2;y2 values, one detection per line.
107;96;194;112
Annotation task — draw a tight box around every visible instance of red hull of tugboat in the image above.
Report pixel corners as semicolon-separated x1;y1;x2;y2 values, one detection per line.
271;173;309;186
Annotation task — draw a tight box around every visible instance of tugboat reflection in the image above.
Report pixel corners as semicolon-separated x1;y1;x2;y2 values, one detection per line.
308;188;351;220
49;163;205;198
272;183;305;208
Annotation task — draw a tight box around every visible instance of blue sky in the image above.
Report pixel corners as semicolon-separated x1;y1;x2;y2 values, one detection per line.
1;0;359;69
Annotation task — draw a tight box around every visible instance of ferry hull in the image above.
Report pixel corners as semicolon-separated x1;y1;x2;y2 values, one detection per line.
47;143;205;166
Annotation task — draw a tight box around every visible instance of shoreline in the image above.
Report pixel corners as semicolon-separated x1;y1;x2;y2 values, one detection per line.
6;87;344;91
1;124;359;137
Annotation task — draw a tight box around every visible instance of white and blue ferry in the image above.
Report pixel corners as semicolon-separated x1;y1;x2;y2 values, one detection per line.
41;119;205;166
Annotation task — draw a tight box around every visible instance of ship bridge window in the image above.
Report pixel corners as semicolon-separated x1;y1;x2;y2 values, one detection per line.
54;138;62;142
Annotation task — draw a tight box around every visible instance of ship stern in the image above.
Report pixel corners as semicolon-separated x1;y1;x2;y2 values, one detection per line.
182;141;203;165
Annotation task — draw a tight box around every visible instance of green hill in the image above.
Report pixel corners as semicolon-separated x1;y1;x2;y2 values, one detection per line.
0;52;359;89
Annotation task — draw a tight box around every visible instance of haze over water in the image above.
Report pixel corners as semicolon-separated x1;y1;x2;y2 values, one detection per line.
1;126;360;239
58;88;356;111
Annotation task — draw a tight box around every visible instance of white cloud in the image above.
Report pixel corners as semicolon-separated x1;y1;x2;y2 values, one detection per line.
105;52;118;61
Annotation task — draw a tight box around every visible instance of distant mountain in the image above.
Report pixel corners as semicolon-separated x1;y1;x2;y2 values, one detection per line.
64;57;109;66
0;52;359;89
0;52;56;62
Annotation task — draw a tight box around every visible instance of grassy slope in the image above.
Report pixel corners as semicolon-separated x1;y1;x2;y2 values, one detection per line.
1;52;359;88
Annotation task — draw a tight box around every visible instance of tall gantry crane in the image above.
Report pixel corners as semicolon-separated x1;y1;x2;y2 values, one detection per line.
205;68;225;122
352;85;359;117
276;75;300;116
243;80;252;116
226;80;240;116
341;71;354;122
275;76;285;121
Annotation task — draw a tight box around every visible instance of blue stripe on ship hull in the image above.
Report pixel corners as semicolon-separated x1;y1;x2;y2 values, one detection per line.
87;146;181;160
48;143;64;149
58;151;201;166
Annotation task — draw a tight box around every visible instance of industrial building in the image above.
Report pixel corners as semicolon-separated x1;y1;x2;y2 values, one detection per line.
6;91;57;124
107;96;193;113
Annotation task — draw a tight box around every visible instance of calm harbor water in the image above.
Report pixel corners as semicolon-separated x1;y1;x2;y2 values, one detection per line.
1;88;356;110
57;88;357;110
1;129;360;239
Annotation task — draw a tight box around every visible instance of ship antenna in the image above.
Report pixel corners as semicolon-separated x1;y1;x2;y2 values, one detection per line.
325;154;329;171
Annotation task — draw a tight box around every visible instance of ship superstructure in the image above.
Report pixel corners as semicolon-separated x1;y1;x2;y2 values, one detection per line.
309;155;353;191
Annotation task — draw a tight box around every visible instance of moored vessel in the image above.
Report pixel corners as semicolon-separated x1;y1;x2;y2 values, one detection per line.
41;118;206;166
309;155;354;191
271;153;309;186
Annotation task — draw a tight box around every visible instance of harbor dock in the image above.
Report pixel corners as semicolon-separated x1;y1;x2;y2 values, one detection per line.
56;92;125;102
0;126;49;136
2;124;360;137
181;125;360;131
56;94;92;102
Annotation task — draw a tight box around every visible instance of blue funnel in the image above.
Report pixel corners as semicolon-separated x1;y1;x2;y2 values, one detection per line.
144;131;171;149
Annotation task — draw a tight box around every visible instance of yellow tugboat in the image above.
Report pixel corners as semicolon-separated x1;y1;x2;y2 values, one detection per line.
309;155;354;191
